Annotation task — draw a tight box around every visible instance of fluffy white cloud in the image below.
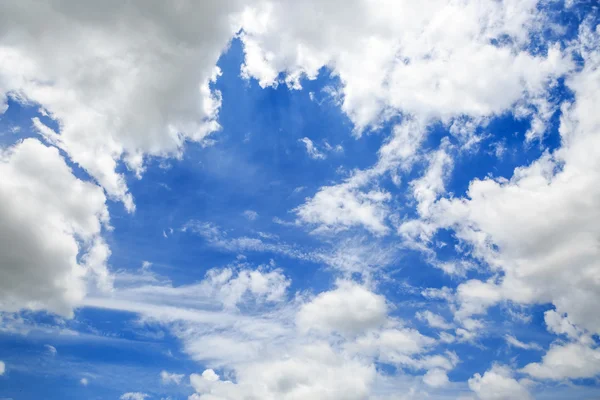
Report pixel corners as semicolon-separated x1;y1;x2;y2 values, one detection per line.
190;343;376;400
120;393;149;400
0;1;247;209
423;368;450;388
294;118;426;235
240;0;570;131
468;365;532;400
161;370;184;385
295;174;391;235
412;22;600;337
0;360;5;375
543;310;580;339
0;139;111;317
522;342;600;380
296;282;387;335
80;377;89;386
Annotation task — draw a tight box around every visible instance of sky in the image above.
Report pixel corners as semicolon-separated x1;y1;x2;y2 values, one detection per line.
0;1;599;399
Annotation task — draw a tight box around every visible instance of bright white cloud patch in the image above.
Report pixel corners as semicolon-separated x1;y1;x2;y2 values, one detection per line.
297;281;387;335
0;2;598;400
0;1;242;209
190;343;376;400
522;342;600;380
468;365;532;400
240;0;570;130
0;139;111;317
120;393;149;400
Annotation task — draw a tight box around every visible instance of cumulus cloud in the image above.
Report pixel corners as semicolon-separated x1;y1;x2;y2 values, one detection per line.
468;365;532;400
0;139;111;317
296;281;387;335
189;343;376;400
0;1;244;209
522;342;600;380
423;368;450;388
240;0;570;130
0;360;5;375
80;377;89;386
408;22;600;339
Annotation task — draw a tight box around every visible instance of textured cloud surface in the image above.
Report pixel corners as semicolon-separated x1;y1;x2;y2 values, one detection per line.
0;1;599;400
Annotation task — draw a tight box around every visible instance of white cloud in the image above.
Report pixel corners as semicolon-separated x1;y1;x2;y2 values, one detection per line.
348;328;438;365
543;309;580;339
410;22;600;337
522;342;600;380
468;365;532;400
0;139;111;317
0;1;247;209
80;377;89;386
120;393;149;400
294;119;426;235
504;335;541;351
299;137;326;160
423;368;450;388
161;370;184;385
0;360;5;375
190;343;376;400
296;281;387;335
44;344;58;356
410;141;454;218
294;173;391;235
416;311;453;330
240;0;570;131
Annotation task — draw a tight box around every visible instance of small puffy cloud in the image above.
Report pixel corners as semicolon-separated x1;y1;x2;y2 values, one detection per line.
423;368;450;388
120;393;149;400
80;378;89;386
161;370;184;385
469;365;532;400
544;310;580;339
348;328;438;365
297;281;387;335
416;311;453;330
44;344;57;356
0;360;5;375
455;280;502;320
295;178;391;235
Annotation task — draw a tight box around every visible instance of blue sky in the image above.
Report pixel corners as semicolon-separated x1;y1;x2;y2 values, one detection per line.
0;1;599;399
